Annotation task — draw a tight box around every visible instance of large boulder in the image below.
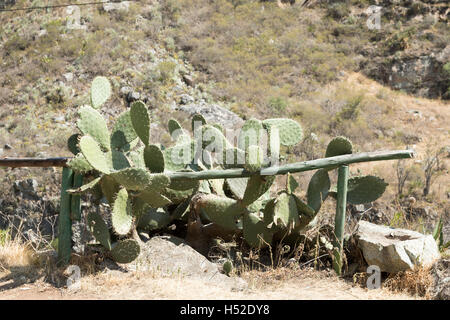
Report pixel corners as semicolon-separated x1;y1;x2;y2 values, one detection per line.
176;102;243;128
128;235;247;291
356;221;441;273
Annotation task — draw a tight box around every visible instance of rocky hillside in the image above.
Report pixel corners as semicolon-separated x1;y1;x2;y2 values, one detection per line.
0;0;448;241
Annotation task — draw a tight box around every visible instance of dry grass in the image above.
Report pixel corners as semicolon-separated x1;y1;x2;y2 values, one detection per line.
384;266;435;299
0;235;38;272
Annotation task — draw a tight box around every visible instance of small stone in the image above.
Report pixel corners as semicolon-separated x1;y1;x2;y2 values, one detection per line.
63;73;74;82
179;94;194;105
4;144;12;150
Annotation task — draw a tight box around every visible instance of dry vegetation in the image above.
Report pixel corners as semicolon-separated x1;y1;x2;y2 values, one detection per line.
0;0;448;300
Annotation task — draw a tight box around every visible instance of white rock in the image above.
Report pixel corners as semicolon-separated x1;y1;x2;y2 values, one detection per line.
356;220;441;273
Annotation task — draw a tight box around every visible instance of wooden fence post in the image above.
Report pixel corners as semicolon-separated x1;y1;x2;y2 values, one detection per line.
58;167;73;265
333;165;349;276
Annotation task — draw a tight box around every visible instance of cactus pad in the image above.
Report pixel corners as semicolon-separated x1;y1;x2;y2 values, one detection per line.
242;174;275;206
197;194;246;230
111;188;133;235
100;175;120;204
273;192;299;230
87;211;111;250
79;135;111;174
110;239;140;264
307;169;330;213
67;134;81;155
191;113;207;132
130;101;151;146
136;189;172;208
143;144;165;173
67;154;93;174
137;208;171;231
287;173;299;194
244;145;264;172
106;150;131;171
111;110;138;151
243;212;273;248
77;105;110;151
325;136;353;158
238;119;264;152
346;175;388;204
90;76;111;109
262;118;303;146
67;177;101;194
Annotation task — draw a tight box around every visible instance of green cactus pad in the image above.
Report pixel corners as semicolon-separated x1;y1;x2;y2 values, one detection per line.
90;76;112;109
325;136;353;158
223;260;233;276
163;142;195;172
247;190;272;212
196;124;229;150
87;211;111;250
128;147;146;168
346;175;388;204
67;134;81;155
144;144;165;173
100;175;120;204
243;212;274;248
136;189;172;208
111;188;133;235
67;177;102;194
111;110;138;151
242;175;275;206
67;154;93;174
244;145;264;172
110;169;170;191
77;105;110;151
238;119;264;152
293;194;316;230
197;194;246;230
191;113;207;132
106;150;131;171
262;118;303;146
137;208;171;231
199;180;211;193
287;173;299;194
164;187;196;204
130;101;151;146
168;118;184;140
273;192;299;231
79;135;111;174
226;177;248;199
307;169;330;213
110;239;140;264
222;147;246;168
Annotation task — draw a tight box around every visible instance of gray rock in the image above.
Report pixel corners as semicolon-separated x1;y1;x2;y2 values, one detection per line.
127;91;140;103
63;73;74;82
430;259;450;300
177;102;243;128
13;179;39;200
103;1;130;12
179;94;194;105
356;220;441;273
4;144;12;150
129;235;247;291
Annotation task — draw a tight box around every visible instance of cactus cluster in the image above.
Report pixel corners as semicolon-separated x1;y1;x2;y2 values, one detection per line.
67;77;389;263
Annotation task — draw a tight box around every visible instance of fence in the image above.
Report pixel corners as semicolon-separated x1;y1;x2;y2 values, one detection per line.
0;149;414;274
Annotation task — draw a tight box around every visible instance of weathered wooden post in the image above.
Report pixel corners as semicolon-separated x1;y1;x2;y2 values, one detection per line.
333;165;349;276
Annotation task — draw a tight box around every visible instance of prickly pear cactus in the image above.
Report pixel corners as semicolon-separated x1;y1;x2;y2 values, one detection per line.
66;76;390;263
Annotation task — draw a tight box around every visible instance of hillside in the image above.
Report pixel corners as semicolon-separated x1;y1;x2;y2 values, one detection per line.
0;0;448;300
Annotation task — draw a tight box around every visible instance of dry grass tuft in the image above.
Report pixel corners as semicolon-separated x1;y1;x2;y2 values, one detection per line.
384;267;434;299
0;235;38;271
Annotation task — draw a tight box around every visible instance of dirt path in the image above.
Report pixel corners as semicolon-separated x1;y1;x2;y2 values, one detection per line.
0;269;418;300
